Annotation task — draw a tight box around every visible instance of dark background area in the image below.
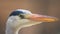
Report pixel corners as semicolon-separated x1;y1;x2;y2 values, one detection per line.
0;0;60;34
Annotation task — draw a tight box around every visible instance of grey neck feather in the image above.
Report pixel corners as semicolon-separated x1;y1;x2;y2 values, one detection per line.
5;16;22;34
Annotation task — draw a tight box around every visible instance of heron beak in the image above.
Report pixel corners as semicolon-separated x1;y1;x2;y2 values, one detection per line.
28;14;58;22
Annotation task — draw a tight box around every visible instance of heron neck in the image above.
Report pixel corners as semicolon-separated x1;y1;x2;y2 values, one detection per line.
6;16;22;34
6;28;20;34
6;26;22;34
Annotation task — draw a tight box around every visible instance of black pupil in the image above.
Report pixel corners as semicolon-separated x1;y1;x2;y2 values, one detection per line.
19;14;24;19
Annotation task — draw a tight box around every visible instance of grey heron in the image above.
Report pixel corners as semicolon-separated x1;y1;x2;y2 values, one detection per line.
5;9;58;34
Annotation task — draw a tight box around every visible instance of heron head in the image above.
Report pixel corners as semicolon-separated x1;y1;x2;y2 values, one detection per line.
9;9;58;27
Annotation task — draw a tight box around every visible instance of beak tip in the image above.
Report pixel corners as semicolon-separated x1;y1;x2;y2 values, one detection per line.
49;18;59;22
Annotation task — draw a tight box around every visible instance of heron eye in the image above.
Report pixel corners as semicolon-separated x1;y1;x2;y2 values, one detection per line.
19;14;24;19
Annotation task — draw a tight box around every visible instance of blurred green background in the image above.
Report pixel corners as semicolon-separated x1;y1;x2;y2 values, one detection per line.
0;0;60;34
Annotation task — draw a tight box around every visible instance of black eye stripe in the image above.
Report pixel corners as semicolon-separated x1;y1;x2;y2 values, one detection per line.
9;11;25;19
9;11;24;16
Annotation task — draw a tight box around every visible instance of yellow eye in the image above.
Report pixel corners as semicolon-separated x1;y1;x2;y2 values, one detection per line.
19;14;24;19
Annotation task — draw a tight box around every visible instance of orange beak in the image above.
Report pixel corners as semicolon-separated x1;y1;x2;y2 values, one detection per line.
29;14;58;22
